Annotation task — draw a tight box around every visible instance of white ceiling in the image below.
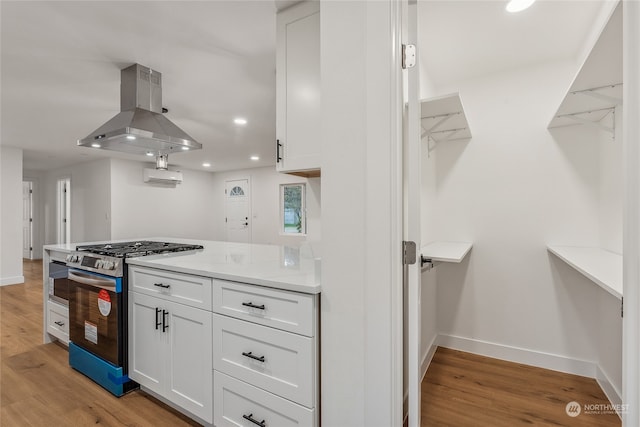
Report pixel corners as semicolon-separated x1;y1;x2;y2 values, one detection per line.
418;0;606;90
1;0;606;172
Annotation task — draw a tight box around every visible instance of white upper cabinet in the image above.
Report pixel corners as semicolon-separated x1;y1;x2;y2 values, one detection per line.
276;1;321;177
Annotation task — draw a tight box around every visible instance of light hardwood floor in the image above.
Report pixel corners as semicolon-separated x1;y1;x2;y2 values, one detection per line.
1;259;200;426
421;347;621;427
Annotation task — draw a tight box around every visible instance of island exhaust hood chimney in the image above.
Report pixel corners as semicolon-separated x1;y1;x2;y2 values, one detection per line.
78;63;201;155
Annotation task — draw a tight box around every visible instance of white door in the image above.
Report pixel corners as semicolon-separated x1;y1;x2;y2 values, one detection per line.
22;181;32;259
57;178;70;244
404;1;422;426
225;179;251;243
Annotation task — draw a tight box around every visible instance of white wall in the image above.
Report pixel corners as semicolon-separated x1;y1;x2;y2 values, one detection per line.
210;166;321;246
0;146;25;285
419;60;622;393
109;158;216;241
41;158;112;244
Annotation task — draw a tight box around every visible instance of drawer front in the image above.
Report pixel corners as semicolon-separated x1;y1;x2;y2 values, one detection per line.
214;371;315;427
129;266;212;310
212;280;315;336
47;301;69;343
213;314;315;408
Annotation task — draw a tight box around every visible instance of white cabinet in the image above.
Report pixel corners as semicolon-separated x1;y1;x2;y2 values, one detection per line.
46;300;69;344
214;371;315;427
213;279;319;426
276;1;321;177
129;290;213;424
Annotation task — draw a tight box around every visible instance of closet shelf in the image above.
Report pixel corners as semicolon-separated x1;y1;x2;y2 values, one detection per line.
547;245;622;299
548;3;622;132
421;241;472;263
420;93;472;146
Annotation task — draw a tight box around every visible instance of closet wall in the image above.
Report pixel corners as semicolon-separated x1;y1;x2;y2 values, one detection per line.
419;58;622;398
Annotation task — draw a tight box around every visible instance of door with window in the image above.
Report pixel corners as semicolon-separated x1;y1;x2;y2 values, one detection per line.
225;179;251;243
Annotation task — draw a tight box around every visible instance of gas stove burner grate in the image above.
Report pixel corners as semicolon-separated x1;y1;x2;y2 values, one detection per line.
76;241;204;258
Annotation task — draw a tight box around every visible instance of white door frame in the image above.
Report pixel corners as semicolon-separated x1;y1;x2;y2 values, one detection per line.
22;181;33;259
623;2;640;425
57;178;70;244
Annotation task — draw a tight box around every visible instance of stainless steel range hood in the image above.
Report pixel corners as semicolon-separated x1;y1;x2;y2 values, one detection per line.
78;64;201;155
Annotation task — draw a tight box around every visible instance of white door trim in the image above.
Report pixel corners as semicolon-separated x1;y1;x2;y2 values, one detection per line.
623;2;640;425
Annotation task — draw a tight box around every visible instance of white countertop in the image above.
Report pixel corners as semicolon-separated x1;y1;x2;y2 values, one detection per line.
45;238;321;294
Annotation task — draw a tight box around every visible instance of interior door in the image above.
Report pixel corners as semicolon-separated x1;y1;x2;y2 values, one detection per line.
22;181;32;259
403;1;422;426
225;179;251;243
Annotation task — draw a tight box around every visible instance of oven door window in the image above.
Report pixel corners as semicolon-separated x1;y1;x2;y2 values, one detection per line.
68;272;120;366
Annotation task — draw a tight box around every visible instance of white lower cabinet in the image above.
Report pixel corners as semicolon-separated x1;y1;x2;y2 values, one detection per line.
214;371;315;427
129;268;318;427
128;291;213;424
46;300;69;344
213;279;318;427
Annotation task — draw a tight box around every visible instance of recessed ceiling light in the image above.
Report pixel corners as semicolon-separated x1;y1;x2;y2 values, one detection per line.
91;143;101;148
506;0;535;13
250;156;260;161
126;135;136;140
234;118;247;125
181;146;189;151
203;163;211;167
146;152;154;157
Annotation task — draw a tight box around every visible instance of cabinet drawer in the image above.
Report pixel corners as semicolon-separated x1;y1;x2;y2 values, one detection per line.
129;266;212;310
214;371;315;427
47;300;69;344
212;280;316;336
213;314;315;408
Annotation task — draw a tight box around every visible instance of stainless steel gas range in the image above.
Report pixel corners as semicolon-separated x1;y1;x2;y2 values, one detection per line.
65;240;203;396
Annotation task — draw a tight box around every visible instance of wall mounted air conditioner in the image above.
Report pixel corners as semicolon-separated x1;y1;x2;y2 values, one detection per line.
143;168;183;184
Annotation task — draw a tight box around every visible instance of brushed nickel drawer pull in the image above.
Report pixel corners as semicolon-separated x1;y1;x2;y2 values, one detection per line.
54;321;65;327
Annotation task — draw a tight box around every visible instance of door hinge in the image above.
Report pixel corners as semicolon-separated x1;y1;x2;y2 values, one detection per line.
621;297;624;318
402;44;416;69
29;189;33;194
403;241;417;265
29;218;33;222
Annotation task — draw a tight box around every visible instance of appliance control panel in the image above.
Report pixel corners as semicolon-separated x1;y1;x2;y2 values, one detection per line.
66;252;123;277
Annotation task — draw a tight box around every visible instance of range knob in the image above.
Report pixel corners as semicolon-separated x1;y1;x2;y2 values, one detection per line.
65;254;73;262
103;260;115;270
95;260;104;269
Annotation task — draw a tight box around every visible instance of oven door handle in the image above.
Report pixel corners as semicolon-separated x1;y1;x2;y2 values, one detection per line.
68;271;117;291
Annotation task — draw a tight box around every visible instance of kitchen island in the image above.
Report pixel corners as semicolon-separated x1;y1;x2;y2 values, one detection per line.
43;238;321;427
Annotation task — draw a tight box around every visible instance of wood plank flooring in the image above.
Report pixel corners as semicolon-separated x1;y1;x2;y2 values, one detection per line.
1;259;200;426
421;347;621;427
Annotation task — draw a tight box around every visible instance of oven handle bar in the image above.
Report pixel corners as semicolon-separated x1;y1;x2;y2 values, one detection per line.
68;271;117;291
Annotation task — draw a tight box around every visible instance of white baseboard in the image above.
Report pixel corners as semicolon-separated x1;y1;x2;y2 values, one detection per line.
596;365;622;417
0;276;24;286
420;334;438;381
436;334;597;378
